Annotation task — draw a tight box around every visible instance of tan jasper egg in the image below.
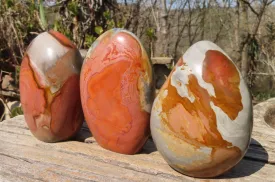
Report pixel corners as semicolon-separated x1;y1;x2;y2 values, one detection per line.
150;41;253;178
20;30;84;142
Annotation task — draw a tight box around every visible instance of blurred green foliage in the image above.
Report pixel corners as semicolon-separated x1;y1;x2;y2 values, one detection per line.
0;0;43;65
253;92;275;102
10;106;24;118
39;0;48;29
95;26;104;35
1;0;127;65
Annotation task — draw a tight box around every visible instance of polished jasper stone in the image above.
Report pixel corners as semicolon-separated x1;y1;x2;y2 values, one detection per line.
80;29;154;154
150;41;253;177
20;30;84;142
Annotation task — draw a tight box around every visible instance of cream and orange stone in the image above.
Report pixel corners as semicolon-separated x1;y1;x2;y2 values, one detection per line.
20;30;84;142
150;41;253;177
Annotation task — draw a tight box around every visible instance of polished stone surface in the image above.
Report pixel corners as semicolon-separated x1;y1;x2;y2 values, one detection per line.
150;41;253;177
80;29;154;154
20;30;84;142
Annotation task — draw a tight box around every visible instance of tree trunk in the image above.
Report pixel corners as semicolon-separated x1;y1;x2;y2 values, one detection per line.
130;1;141;35
154;0;168;57
238;0;249;80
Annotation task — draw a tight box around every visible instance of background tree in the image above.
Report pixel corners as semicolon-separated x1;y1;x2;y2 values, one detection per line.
2;0;275;105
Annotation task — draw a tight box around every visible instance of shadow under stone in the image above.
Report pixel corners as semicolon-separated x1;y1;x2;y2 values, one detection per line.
72;121;93;142
138;138;158;154
217;138;268;179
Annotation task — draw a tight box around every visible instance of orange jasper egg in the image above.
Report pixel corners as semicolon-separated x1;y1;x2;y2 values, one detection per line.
80;29;154;154
20;30;84;142
150;41;253;177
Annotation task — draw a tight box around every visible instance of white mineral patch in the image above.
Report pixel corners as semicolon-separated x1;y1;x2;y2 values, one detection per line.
27;32;69;87
170;41;252;152
171;65;195;103
170;41;217;104
151;86;213;166
150;89;167;131
153;126;213;166
214;78;252;152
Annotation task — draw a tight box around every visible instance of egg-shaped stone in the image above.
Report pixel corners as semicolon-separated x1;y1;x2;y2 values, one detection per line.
20;30;84;142
150;41;253;177
80;29;153;154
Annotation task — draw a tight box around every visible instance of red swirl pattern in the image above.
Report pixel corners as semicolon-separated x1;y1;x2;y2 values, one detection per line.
80;30;152;154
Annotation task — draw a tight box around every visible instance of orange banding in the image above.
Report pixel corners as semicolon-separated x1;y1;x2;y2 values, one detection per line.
161;50;243;148
203;50;243;120
152;45;248;178
20;54;83;142
80;30;152;154
20;55;46;132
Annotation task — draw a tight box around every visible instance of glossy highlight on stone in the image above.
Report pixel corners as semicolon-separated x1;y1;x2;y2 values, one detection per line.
80;29;153;154
150;41;253;177
20;30;84;142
